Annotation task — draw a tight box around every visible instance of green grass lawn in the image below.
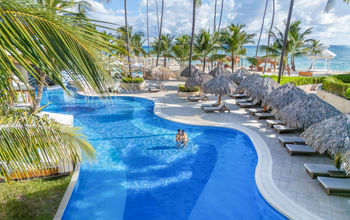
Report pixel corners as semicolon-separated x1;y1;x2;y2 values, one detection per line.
0;175;71;220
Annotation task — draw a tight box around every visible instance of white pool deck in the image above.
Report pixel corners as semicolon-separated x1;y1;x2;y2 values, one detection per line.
117;80;350;220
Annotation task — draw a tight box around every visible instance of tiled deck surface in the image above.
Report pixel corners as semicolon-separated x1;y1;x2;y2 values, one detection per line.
120;80;350;220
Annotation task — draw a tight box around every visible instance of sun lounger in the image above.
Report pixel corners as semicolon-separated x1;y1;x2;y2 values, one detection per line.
237;97;254;104
254;109;278;120
317;177;350;195
266;120;282;128
248;107;264;115
202;102;230;113
148;83;164;92
201;101;219;108
273;125;299;134
230;94;247;99
278;136;305;146
187;95;209;102
304;164;340;179
237;99;260;108
285;144;316;156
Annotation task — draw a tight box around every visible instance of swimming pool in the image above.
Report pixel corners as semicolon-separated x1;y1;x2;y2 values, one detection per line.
42;88;286;220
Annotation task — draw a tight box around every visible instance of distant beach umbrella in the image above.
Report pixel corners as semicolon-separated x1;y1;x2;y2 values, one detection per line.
149;65;174;80
301;114;350;157
229;67;252;84
247;77;280;101
208;65;231;77
185;69;212;89
238;75;264;94
276;94;342;130
262;83;307;110
203;74;238;104
180;65;198;77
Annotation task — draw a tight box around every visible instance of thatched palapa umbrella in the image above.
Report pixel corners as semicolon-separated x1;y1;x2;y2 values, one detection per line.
247;77;280;101
203;74;238;104
185;70;212;95
180;65;198;77
229;67;252;84
275;94;342;130
301;114;350;157
149;66;174;86
262;83;307;110
208;65;231;77
237;75;264;94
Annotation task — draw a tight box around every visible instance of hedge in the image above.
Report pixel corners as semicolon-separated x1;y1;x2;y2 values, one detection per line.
178;85;200;92
262;75;325;86
121;77;144;83
322;74;350;100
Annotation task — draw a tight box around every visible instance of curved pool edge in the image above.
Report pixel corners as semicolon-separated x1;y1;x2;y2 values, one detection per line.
54;163;80;220
54;95;321;220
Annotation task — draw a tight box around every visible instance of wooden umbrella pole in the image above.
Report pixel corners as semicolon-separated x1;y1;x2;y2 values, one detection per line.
218;95;221;104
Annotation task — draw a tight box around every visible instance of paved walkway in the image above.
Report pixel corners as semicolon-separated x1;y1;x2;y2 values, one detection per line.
120;80;350;220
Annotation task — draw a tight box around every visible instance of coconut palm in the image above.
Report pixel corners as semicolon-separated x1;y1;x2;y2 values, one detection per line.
218;0;224;31
152;34;174;67
305;39;324;56
146;0;150;54
124;0;132;76
256;0;269;58
220;24;252;73
213;0;218;33
114;26;146;57
324;0;350;12
0;1;121;182
172;34;191;70
193;29;221;72
156;0;164;66
189;0;202;78
264;0;275;73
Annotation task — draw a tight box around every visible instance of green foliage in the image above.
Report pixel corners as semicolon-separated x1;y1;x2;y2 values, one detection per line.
122;77;144;83
247;57;258;67
322;74;350;100
334;154;343;169
178;85;200;92
262;75;325;86
0;175;71;219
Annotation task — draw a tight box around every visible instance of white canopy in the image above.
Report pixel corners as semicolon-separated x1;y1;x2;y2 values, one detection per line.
307;47;336;71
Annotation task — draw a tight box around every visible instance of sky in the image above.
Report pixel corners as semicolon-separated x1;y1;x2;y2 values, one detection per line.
85;0;350;45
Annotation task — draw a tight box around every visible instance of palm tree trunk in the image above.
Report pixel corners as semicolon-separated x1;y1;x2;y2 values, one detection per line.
256;0;269;58
203;58;206;71
156;0;164;66
264;0;275;73
164;55;167;67
124;0;132;77
278;0;294;83
189;0;196;78
155;0;160;35
213;0;217;33
231;52;234;73
218;0;224;32
146;0;150;55
32;72;46;112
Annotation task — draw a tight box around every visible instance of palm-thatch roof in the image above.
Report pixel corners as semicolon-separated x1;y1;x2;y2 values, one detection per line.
262;83;307;110
147;66;175;80
180;65;198;77
343;150;350;175
247;77;280;101
301;114;350;157
203;74;238;96
229;67;252;84
208;66;231;77
237;75;264;94
275;94;342;130
185;69;212;89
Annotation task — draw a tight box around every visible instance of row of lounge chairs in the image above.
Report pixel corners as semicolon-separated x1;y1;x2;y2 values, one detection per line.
232;93;350;195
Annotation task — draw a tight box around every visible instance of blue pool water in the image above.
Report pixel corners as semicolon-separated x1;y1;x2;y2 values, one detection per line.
42;88;286;220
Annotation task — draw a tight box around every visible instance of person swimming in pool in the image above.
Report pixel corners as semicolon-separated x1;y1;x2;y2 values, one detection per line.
181;130;188;148
176;129;182;148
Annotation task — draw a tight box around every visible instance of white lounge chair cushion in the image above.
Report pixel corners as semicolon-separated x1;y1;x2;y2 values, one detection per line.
266;120;282;127
305;164;339;174
201;101;219;108
203;102;225;111
278;136;305;145
318;177;350;191
286;144;316;154
274;125;297;132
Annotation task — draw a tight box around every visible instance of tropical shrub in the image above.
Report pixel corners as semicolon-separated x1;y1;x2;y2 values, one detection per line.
262;75;325;86
121;77;144;83
322;74;350;100
178;85;200;92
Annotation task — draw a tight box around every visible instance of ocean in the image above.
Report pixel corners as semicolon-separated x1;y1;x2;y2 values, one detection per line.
142;45;350;71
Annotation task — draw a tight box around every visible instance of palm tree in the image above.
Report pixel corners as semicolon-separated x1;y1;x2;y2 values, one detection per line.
146;0;150;55
0;1;121;182
156;0;165;66
277;0;294;83
264;0;275;73
213;0;218;33
256;0;269;58
324;0;350;12
220;24;252;73
305;39;324;56
218;0;224;31
124;0;132;77
172;34;191;70
193;30;221;71
152;34;174;67
189;0;202;78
